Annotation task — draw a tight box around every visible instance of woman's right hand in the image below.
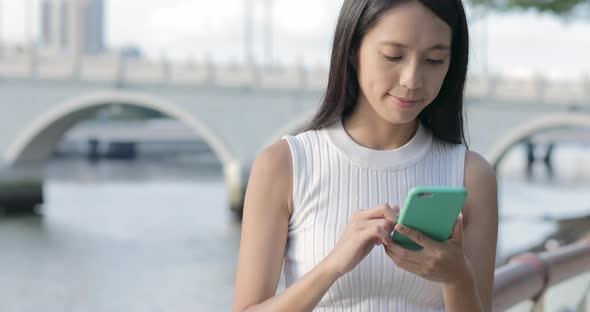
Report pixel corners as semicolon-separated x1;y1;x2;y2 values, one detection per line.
324;204;399;277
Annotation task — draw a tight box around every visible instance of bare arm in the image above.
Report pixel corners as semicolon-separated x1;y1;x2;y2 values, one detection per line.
232;139;342;312
443;151;498;312
233;139;399;312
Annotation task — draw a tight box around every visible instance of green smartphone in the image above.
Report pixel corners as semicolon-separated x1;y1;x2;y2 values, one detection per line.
391;187;467;250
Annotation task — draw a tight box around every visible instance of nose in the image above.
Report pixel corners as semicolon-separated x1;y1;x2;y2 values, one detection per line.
399;61;423;90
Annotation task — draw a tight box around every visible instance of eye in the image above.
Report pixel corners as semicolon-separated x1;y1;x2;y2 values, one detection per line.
384;55;445;65
427;59;445;65
384;55;402;62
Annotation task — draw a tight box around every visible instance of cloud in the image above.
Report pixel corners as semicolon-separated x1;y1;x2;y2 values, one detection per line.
147;0;242;36
478;11;590;79
107;0;245;61
273;0;338;38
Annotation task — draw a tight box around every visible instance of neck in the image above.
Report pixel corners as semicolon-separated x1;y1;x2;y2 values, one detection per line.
343;99;419;151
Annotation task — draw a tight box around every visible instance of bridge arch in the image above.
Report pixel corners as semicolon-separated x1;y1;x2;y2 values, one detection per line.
487;113;590;169
4;90;250;216
5;90;236;166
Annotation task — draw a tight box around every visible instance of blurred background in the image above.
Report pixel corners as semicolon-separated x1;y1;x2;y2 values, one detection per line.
0;0;588;311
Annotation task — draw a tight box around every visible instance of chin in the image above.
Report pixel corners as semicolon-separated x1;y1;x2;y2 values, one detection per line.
377;111;418;126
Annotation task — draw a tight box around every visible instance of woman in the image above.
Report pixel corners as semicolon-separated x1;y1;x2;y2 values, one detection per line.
233;0;498;311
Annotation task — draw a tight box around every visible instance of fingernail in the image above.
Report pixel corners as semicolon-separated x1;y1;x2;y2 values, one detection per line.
396;224;405;232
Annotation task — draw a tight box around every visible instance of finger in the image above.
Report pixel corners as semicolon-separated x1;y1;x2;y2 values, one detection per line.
392;205;400;220
357;204;398;225
383;245;424;271
379;227;395;246
359;218;395;234
394;223;437;250
384;240;424;263
356;204;396;222
361;225;394;247
450;213;464;241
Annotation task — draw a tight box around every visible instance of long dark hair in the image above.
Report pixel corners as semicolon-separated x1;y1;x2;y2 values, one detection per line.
303;0;469;146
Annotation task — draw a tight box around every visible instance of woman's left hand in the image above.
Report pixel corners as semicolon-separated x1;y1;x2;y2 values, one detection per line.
383;213;473;286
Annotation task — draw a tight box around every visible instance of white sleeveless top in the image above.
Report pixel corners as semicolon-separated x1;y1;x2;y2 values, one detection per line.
281;117;467;312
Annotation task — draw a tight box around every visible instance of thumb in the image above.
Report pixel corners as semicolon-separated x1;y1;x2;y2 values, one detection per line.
392;205;400;222
450;213;464;241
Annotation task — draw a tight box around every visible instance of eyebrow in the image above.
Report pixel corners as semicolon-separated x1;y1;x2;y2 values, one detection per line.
380;41;450;51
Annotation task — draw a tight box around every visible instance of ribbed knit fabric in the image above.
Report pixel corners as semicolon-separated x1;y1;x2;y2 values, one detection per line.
281;117;467;312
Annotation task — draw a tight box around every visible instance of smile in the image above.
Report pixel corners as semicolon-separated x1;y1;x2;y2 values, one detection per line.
388;94;422;109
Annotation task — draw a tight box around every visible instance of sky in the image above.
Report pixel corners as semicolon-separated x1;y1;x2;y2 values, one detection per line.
1;0;590;80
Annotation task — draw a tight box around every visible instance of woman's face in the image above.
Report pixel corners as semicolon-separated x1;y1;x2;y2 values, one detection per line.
354;1;452;124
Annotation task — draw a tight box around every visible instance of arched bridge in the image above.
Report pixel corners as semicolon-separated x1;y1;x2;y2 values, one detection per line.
0;51;589;217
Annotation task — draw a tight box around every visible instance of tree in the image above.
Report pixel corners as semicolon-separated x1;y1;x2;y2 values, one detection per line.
469;0;589;15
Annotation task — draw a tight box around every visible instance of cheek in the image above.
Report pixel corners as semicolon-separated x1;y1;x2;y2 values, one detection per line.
426;69;449;101
358;53;393;91
358;61;392;96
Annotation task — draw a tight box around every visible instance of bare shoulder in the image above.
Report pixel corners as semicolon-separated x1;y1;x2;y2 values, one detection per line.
463;150;498;226
254;139;292;174
464;150;496;187
249;138;293;216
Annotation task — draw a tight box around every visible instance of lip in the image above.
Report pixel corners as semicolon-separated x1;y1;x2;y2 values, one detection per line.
388;94;423;109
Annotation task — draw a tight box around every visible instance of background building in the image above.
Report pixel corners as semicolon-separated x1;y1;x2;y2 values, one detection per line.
40;0;105;55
